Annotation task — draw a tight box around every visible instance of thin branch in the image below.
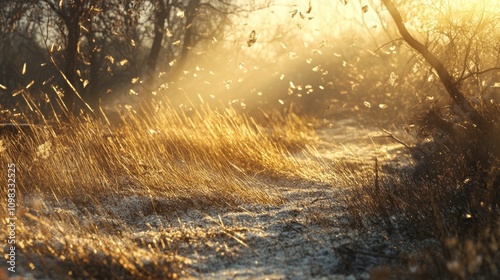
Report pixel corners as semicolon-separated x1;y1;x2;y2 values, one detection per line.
456;67;500;84
42;0;67;21
459;5;485;81
373;38;404;53
379;128;413;151
38;23;94;115
381;0;486;127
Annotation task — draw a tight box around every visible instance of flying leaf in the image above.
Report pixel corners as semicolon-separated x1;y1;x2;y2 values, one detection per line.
362;5;368;13
290;9;298;18
105;55;114;64
22;63;26;75
0;84;6;90
165;28;173;37
340;0;348;5
25;80;34;89
247;30;257;47
306;1;312;13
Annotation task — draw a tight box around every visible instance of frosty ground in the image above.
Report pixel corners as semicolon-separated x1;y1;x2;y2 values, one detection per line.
8;120;429;279
155;120;419;279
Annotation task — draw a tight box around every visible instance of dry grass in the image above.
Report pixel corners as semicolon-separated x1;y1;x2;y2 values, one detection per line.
345;101;500;278
1;101;323;206
2;213;185;279
0;99;330;279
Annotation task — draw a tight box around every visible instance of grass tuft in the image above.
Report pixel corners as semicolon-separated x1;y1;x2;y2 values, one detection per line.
0;100;328;278
345;101;500;277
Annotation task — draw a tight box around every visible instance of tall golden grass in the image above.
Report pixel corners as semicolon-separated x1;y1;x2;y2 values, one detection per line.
0;97;332;278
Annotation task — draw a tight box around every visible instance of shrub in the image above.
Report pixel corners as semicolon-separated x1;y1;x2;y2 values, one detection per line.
346;100;500;277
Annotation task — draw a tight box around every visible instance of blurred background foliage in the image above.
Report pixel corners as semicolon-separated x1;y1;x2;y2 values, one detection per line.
0;0;498;125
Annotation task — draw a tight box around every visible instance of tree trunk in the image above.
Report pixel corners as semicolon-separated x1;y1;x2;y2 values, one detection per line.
381;0;486;127
146;0;167;73
143;0;169;97
63;16;80;112
170;0;200;79
84;17;101;112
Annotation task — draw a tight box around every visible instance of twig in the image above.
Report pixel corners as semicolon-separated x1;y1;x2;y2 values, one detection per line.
373;38;404;53
456;67;500;84
379;128;413;150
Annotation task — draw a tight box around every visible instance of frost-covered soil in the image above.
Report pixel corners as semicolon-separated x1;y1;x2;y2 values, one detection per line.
117;120;421;279
12;120;432;279
130;182;401;279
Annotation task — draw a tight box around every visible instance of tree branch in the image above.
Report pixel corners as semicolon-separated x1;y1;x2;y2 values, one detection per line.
381;0;486;127
373;38;404;53
42;0;67;21
456;67;500;84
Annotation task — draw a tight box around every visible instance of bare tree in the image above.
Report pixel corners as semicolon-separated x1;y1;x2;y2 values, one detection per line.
42;0;100;113
0;0;33;90
1;0;270;118
380;0;497;127
142;0;239;91
146;0;170;73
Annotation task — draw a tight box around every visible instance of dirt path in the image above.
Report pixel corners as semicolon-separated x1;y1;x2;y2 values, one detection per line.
124;122;414;279
128;181;388;279
11;121;417;279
